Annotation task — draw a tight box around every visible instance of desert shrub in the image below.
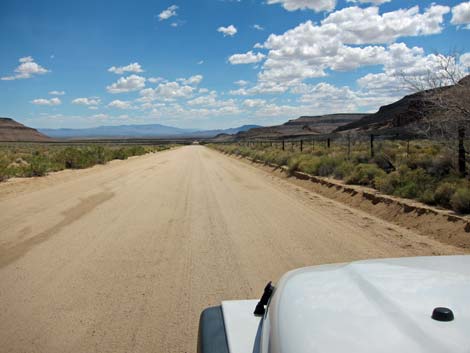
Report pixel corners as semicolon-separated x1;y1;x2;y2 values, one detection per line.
263;150;290;166
315;156;341;177
333;161;354;179
352;153;369;164
450;188;470;214
112;148;130;160
372;153;395;172
55;147;93;168
0;156;9;181
427;153;453;178
26;154;49;177
434;182;457;208
297;156;319;175
393;167;435;200
405;154;433;171
286;154;306;174
345;164;385;187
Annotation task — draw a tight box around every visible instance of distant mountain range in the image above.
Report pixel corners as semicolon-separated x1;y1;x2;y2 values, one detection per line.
38;124;260;139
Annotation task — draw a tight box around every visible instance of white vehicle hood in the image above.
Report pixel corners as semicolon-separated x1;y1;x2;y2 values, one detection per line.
223;255;470;353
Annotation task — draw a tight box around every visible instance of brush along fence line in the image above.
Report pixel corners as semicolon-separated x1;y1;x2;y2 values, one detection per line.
209;136;470;215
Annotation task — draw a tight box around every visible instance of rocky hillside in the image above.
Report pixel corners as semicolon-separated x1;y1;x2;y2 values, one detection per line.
0;118;51;142
335;75;470;134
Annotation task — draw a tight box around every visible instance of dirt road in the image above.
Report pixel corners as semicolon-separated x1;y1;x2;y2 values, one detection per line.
0;146;463;353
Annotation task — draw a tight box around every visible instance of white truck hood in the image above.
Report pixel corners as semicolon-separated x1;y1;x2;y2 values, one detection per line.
222;255;470;353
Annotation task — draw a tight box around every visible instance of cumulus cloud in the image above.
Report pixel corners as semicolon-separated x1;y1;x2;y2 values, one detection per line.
72;97;101;106
253;24;265;31
451;1;470;27
148;77;165;83
267;0;336;12
321;5;450;44
106;75;146;93
49;90;65;95
158;5;178;21
177;75;203;85
108;62;144;74
108;100;133;109
1;56;49;81
139;81;194;101
347;0;391;4
31;97;61;106
217;25;237;36
253;5;450;88
459;52;470;68
243;99;266;108
229;51;266;64
234;80;249;86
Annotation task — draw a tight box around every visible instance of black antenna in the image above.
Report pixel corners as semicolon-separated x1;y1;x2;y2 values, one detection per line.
254;281;274;316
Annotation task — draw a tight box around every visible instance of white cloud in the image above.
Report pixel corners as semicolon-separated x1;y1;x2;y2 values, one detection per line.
229;51;266;64
197;60;204;65
1;56;49;81
31;97;61;106
253;24;265;31
108;62;144;74
347;0;391;4
158;5;178;21
254;4;450;88
72;97;101;106
267;0;336;12
321;5;450;45
243;99;266;108
108;100;133;109
234;80;249;86
177;74;203;85
49;90;65;95
217;25;237;37
106;75;146;93
460;52;470;68
148;77;165;83
139;81;194;101
229;88;249;96
451;1;470;26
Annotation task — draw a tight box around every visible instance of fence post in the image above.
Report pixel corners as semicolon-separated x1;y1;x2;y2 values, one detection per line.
282;140;285;151
300;140;303;152
327;138;331;149
347;133;351;160
370;134;375;158
312;139;314;152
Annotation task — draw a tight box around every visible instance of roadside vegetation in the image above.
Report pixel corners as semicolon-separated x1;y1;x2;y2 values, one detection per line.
210;140;470;214
0;144;173;182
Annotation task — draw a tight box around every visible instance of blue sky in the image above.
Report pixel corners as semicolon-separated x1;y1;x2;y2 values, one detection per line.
1;0;469;130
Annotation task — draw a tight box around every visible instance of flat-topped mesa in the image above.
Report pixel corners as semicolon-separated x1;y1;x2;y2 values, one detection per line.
0;117;51;142
236;113;368;139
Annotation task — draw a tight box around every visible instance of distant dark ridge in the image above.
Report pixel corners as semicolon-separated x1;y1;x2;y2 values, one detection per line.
336;74;470;133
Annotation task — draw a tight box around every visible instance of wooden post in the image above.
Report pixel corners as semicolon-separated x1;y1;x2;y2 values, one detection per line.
300;140;303;152
327;138;331;149
458;126;467;177
370;134;375;158
282;140;285;151
347;133;351;160
312;139;315;152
